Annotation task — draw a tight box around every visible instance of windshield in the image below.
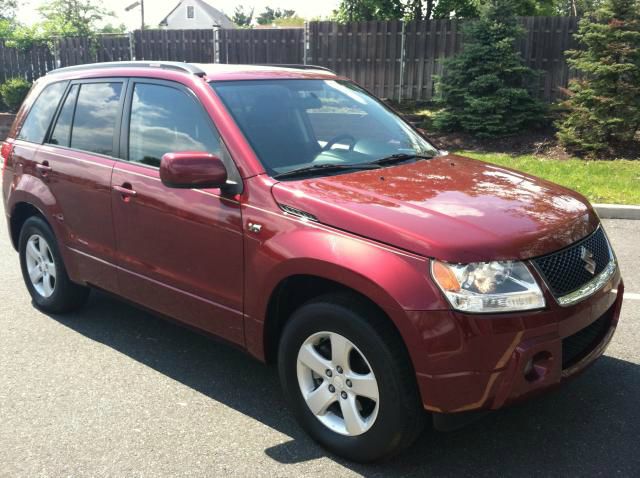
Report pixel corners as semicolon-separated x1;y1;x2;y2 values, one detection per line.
210;79;439;178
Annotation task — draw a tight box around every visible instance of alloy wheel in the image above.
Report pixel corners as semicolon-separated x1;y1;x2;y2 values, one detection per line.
25;234;56;298
296;331;380;436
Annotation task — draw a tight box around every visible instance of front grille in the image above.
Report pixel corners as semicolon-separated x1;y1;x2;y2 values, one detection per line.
562;306;613;369
532;227;612;297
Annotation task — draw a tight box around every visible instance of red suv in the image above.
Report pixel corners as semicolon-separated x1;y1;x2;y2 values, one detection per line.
1;62;624;462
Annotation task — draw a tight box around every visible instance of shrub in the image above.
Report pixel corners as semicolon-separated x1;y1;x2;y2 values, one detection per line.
0;78;32;112
432;0;546;138
556;0;640;156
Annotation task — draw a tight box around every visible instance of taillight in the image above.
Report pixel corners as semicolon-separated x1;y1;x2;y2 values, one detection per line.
1;141;13;176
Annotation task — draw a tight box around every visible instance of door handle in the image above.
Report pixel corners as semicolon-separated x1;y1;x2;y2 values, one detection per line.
113;183;137;201
36;162;52;175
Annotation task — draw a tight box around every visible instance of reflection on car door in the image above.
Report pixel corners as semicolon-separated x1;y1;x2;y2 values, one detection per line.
111;80;244;344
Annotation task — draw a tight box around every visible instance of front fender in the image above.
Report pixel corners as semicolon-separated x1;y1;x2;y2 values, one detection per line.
243;209;448;363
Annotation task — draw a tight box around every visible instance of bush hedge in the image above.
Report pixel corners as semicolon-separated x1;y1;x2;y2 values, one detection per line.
0;78;32;112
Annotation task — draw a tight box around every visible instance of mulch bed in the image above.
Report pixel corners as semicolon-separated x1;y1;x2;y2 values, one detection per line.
423;127;576;159
413;121;639;161
390;100;639;160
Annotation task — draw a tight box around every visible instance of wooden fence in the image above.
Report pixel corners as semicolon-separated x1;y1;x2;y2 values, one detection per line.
217;28;304;64
307;17;580;102
0;39;53;82
134;29;215;62
0;17;580;102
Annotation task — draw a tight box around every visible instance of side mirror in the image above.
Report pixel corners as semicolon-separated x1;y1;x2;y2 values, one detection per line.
160;152;228;189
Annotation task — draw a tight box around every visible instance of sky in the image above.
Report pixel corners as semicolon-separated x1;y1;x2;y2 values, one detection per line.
17;0;342;29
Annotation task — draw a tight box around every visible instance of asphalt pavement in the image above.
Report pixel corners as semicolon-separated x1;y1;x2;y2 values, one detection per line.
1;219;638;477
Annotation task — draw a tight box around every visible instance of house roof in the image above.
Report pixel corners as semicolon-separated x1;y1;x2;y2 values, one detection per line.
159;0;236;29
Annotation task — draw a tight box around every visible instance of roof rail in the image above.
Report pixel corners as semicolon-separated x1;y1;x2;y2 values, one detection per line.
47;61;207;77
258;64;336;74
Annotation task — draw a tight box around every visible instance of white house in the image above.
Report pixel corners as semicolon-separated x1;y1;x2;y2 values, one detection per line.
159;0;236;30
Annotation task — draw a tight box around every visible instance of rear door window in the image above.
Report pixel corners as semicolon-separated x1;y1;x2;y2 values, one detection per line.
18;81;68;144
70;82;123;156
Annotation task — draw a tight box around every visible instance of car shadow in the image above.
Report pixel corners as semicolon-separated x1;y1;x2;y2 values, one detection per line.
48;291;640;476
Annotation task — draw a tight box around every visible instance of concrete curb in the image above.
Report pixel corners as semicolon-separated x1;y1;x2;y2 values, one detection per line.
594;204;640;220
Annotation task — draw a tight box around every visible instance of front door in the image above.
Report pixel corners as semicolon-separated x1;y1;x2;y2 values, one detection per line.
111;80;244;344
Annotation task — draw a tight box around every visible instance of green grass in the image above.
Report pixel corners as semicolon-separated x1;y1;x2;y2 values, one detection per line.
459;152;640;205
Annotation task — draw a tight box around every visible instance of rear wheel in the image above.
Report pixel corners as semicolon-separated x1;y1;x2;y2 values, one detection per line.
19;216;89;313
278;293;425;462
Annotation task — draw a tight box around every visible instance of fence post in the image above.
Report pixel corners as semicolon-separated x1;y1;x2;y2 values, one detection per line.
52;37;61;69
303;22;308;65
128;31;135;60
213;28;220;63
398;21;407;103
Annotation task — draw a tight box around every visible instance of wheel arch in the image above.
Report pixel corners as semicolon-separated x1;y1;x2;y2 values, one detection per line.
262;274;413;371
9;201;49;251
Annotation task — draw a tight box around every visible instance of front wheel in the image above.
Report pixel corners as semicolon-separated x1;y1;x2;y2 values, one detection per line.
278;294;425;462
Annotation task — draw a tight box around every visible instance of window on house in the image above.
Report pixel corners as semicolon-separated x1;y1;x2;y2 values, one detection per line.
187;6;194;19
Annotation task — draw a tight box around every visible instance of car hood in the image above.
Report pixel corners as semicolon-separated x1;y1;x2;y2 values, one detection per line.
271;154;599;262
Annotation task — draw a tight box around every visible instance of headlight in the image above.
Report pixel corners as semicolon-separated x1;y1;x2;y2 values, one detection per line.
431;260;545;313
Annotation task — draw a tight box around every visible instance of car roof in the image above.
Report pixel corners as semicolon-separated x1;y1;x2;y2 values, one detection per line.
45;61;339;82
197;63;338;81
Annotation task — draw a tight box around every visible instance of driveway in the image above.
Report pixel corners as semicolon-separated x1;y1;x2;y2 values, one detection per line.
1;219;638;477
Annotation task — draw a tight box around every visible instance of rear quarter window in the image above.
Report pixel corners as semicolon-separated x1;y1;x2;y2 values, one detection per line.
49;84;79;147
17;81;68;144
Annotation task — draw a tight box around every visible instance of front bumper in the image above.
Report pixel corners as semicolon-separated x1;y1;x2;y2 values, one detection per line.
411;268;624;414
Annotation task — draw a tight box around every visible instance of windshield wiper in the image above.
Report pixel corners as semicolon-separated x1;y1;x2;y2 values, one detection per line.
273;163;381;180
368;153;435;166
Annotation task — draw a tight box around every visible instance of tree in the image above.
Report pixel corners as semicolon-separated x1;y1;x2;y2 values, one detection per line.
334;0;567;21
0;0;18;20
99;23;127;34
333;0;404;22
433;0;546;137
256;7;296;25
556;0;604;15
273;15;306;27
0;0;19;38
556;0;640;155
432;0;557;19
232;5;254;27
433;0;480;18
37;0;114;37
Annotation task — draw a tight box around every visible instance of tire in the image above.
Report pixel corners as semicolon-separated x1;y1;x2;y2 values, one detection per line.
19;215;89;313
278;293;425;462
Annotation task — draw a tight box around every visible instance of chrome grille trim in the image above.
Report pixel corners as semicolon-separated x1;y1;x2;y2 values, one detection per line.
556;259;617;307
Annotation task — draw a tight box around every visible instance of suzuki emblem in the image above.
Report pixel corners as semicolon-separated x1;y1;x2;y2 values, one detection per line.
580;246;596;275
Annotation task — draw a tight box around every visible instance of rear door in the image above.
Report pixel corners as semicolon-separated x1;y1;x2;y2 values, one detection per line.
38;79;126;291
111;79;244;344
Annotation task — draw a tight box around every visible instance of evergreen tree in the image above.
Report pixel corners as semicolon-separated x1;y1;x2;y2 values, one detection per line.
433;0;546;137
556;0;640;155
